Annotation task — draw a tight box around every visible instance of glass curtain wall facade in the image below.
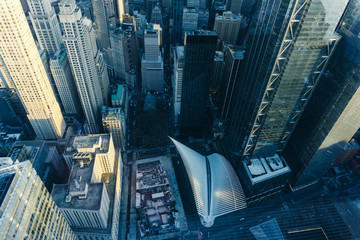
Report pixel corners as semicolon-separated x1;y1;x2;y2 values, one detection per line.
255;0;349;156
223;0;349;168
179;31;217;137
283;0;360;187
172;0;184;45
223;0;295;166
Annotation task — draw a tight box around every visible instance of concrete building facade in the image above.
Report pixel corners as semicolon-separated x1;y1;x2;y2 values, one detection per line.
102;107;126;150
214;11;242;42
50;49;83;116
173;46;184;125
0;0;66;140
141;29;164;91
59;0;105;133
92;0;111;50
182;8;198;33
53;133;122;240
27;0;63;55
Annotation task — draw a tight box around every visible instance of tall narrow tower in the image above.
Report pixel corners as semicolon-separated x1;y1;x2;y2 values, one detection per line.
283;0;360;188
59;0;105;133
92;0;111;49
117;0;126;22
141;29;164;91
0;0;66;140
223;0;349;167
180;31;217;136
27;0;63;55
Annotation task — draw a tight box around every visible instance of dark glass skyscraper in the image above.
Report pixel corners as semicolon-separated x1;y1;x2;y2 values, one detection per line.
172;0;184;45
180;31;217;137
223;0;295;166
283;0;360;188
226;0;256;16
223;0;349;168
219;45;243;122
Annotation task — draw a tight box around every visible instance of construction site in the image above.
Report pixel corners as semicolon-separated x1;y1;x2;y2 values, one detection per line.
135;160;180;238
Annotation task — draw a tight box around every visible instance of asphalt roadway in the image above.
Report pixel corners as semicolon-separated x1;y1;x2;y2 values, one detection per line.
170;152;354;240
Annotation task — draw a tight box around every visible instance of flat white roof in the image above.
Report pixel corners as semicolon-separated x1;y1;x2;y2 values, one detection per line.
170;137;246;227
244;154;291;185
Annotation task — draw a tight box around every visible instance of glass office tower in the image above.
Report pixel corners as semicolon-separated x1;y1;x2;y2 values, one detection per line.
283;0;360;188
180;31;217;137
224;0;349;168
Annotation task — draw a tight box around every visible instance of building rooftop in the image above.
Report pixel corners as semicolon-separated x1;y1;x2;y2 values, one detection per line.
216;11;241;20
0;173;15;207
244;154;291;185
145;29;158;35
250;218;284;240
52;162;103;210
227;45;245;59
9;140;45;162
183;7;197;13
176;46;184;59
0;125;22;150
51;49;67;64
102;107;125;121
186;30;217;37
111;84;125;101
170;138;246;227
64;134;111;155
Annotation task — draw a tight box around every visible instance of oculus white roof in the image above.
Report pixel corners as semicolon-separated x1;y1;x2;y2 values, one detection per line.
170;137;246;227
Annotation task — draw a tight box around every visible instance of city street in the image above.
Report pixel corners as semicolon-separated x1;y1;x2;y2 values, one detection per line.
170;149;354;239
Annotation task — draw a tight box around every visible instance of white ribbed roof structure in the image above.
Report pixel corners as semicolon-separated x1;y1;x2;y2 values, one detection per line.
170;137;246;227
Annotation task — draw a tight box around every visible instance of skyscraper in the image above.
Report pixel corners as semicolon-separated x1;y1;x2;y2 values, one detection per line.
104;0;116;26
0;55;14;89
50;49;83;116
180;31;217;136
151;3;163;26
7;140;69;191
95;51;110;105
117;0;125;22
210;51;224;91
223;0;349;166
109;26;138;80
182;7;198;33
39;49;63;110
172;0;184;45
102;107;126;150
283;0;360;188
59;0;105;133
173;46;184;125
145;0;157;22
0;161;77;239
226;0;256;16
27;0;63;55
198;9;209;29
92;0;111;50
141;29;164;91
53;134;121;239
0;0;66;139
219;45;243;122
214;11;242;43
